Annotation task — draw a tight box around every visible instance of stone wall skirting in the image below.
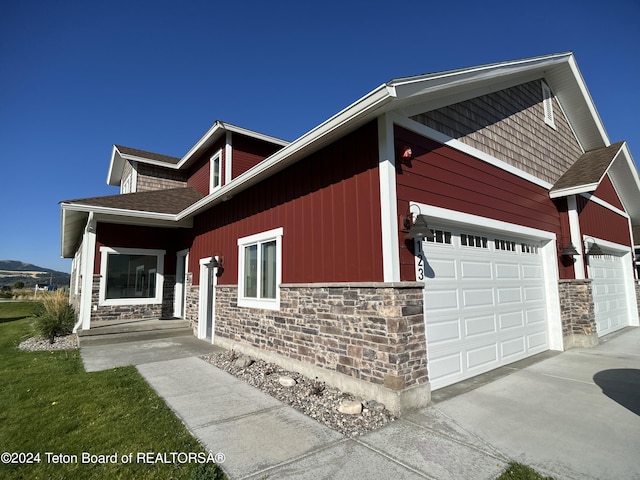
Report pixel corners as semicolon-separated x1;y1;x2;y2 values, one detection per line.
212;282;430;415
89;274;176;323
558;279;598;349
636;282;640;319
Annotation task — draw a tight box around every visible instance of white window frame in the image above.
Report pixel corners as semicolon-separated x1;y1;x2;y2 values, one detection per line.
542;81;556;129
99;247;165;306
210;149;222;193
237;227;283;310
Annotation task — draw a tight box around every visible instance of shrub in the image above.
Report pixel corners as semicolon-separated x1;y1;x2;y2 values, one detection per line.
33;290;76;343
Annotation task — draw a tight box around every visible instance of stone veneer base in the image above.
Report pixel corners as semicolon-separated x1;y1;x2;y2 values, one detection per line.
213;335;431;416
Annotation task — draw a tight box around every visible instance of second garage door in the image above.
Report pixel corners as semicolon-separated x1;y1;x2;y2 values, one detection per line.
417;227;550;390
589;253;631;337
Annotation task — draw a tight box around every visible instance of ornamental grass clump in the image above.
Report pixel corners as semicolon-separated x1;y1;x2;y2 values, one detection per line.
33;290;76;343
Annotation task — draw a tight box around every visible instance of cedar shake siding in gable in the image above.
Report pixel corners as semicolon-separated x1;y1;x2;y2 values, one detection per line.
188;122;383;286
136;164;187;192
394;125;566;281
411;80;584;184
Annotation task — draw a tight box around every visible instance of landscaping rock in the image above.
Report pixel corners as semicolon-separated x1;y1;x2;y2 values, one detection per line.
338;400;363;415
278;375;297;387
200;351;396;437
234;356;253;368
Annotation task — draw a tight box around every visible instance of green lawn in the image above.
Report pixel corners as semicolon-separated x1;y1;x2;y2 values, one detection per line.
0;303;225;480
497;463;554;480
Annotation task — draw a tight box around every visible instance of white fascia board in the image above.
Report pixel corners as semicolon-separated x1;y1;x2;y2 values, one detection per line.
389;52;571;101
176;121;290;170
60;203;193;229
565;55;610;148
179;85;395;220
549;183;599;199
107;145;124;186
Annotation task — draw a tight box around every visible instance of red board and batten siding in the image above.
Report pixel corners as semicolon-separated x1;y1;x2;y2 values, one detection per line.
93;223;183;275
577;195;631;247
592;174;625;211
189;122;383;285
232;136;285;180
394;126;568;281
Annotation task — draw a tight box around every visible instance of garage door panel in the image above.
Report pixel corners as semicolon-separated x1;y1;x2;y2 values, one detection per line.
462;289;494;308
465;314;496;337
522;264;543;280
426;319;461;344
421;226;550;391
523;285;544;302
467;344;498;370
461;260;492;279
497;287;522;304
500;336;526;359
425;288;458;310
527;331;548;350
428;258;457;279
498;311;525;330
495;263;520;279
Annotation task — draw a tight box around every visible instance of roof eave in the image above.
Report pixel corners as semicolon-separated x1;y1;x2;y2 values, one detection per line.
179;84;396;219
549;183;600;199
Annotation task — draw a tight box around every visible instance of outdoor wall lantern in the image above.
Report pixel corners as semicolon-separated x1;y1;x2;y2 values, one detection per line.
208;253;224;276
583;237;603;256
558;240;580;257
403;205;435;240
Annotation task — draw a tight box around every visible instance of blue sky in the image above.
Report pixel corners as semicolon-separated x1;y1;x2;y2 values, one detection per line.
1;0;639;273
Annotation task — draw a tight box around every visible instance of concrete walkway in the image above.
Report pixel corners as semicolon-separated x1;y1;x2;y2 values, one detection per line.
81;327;640;480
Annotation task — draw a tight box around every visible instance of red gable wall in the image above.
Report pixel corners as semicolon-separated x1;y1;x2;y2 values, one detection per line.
189;122;383;285
393;126;568;280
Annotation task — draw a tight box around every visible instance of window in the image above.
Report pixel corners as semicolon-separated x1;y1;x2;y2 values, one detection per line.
635;248;640;278
238;227;283;310
426;229;452;244
522;243;540;254
542;81;556;129
495;238;516;252
99;247;165;305
461;233;488;249
210;150;222;192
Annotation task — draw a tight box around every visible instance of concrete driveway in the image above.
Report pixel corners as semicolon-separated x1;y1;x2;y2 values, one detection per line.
427;327;640;480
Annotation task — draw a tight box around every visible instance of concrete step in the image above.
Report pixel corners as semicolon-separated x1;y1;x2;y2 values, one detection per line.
77;319;193;346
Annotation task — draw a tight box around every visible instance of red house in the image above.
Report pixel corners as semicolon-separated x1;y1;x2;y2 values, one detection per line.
60;52;640;413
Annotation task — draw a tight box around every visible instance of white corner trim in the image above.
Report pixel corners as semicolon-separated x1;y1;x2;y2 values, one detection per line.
567;195;585;280
389;113;553;190
225;132;233;185
378;114;401;282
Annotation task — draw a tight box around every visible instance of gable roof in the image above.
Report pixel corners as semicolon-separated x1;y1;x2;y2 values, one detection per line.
549;141;640;223
107;121;289;186
62;187;204;215
62;52;640;257
551;142;625;194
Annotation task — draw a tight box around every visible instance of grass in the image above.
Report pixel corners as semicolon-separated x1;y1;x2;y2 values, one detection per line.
497;463;554;479
0;304;226;480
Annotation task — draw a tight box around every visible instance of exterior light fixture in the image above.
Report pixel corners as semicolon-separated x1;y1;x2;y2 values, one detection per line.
558;241;579;257
583;237;603;256
403;205;434;240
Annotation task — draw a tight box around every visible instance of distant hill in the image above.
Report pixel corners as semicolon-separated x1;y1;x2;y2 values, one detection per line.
0;260;70;289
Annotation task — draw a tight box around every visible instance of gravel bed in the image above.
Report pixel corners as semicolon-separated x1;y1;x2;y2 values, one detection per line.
18;334;78;351
201;351;396;437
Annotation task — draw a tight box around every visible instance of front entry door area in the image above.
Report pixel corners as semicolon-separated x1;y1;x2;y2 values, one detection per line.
198;257;218;343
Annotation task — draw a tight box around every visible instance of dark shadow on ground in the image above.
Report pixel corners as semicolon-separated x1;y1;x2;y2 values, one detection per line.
593;369;640;416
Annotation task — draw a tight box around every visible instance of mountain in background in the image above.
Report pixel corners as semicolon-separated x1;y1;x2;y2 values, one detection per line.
0;260;70;289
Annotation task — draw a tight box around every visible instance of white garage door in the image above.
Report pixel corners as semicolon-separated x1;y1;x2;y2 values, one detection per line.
416;227;549;390
589;254;630;337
